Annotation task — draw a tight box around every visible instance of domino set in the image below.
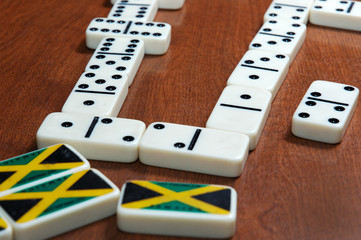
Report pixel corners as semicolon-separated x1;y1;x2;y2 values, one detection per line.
2;0;360;239
0;144;120;240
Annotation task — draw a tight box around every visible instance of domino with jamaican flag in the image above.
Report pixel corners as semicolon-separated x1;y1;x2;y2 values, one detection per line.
0;214;12;240
117;180;237;238
0;144;90;197
0;169;120;240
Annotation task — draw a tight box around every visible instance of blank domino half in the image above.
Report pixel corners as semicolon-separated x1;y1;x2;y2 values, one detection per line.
117;180;237;238
139;122;249;177
108;0;159;21
310;0;361;32
249;20;307;62
227;50;290;100
86;18;171;55
0;169;120;240
37;112;146;162
85;37;144;86
0;144;90;198
0;215;12;240
62;71;128;117
206;86;272;150
292;80;359;143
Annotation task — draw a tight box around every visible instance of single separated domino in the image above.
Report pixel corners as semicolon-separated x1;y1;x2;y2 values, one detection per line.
158;0;185;9
310;0;361;32
206;86;272;150
86;18;171;55
108;0;159;21
62;71;128;117
117;180;237;238
37;112;146;162
139;122;249;177
0;169;120;240
249;20;307;62
0;144;90;198
227;50;290;100
292;80;359;144
264;0;314;24
85;38;144;86
0;215;12;240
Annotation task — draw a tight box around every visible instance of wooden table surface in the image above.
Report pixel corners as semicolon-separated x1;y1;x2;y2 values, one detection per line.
1;0;361;239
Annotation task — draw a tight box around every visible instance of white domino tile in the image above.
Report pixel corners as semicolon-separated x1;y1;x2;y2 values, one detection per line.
206;86;272;150
0;144;90;198
85;37;144;86
249;20;307;62
0;169;120;240
86;18;171;55
264;0;313;24
117;180;237;238
158;0;185;9
62;71;128;117
292;80;359;143
37;112;146;162
310;0;361;32
227;50;290;100
139;122;250;177
108;0;159;21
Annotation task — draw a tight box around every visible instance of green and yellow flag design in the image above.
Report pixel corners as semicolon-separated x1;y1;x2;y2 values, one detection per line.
121;181;231;214
0;169;114;223
0;144;86;191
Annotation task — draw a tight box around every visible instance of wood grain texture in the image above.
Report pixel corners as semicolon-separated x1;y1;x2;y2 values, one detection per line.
1;0;361;239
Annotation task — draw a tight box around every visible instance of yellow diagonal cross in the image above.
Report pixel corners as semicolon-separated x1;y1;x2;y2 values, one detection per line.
122;181;230;215
0;145;85;191
0;170;113;223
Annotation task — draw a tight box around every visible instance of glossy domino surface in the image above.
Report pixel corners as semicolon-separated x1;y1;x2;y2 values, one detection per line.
86;18;171;55
0;169;120;240
292;80;359;143
0;144;90;197
117;180;237;238
85;37;144;86
139;122;249;177
310;0;361;31
37;112;146;162
227;50;290;100
62;71;129;117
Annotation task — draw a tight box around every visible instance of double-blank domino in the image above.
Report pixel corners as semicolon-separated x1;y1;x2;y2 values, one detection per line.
206;86;272;150
0;144;90;197
108;0;159;21
249;20;307;62
117;180;237;238
139;122;249;177
227;50;290;100
292;80;359;143
310;0;361;32
37;112;146;162
264;0;313;24
0;169;120;240
86;18;171;55
85;37;145;86
62;71;128;117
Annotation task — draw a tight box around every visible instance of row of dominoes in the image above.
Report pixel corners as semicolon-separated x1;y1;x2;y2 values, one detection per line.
0;144;237;239
260;0;360;143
